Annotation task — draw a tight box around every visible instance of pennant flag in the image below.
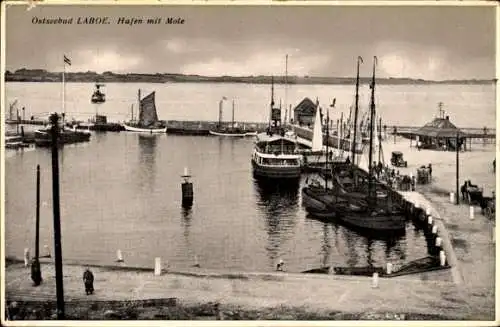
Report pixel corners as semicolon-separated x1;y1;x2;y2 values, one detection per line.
64;55;71;66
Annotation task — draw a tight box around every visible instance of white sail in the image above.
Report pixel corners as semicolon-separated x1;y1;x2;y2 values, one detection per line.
311;104;323;152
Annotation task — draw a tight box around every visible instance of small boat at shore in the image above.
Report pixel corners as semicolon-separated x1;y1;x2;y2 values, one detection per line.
123;90;167;133
251;78;302;180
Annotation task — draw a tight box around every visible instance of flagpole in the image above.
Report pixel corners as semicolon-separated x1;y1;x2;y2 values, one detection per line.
62;59;66;126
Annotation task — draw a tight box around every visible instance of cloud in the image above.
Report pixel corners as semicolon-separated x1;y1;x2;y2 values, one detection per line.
70;49;142;73
165;39;188;54
181;49;330;77
375;42;447;79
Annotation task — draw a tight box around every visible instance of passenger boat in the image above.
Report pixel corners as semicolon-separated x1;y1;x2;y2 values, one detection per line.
123;90;167;133
209;99;247;137
91;83;106;104
251;78;302;180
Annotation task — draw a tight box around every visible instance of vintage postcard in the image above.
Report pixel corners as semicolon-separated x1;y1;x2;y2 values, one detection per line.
1;0;497;324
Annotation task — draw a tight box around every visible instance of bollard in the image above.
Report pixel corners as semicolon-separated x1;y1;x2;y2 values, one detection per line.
24;248;30;267
386;263;393;275
372;272;379;288
439;250;446;266
426;207;432;216
432;225;438;235
116;250;124;263
435;237;442;247
43;245;51;258
469;206;475;220
428;216;433;226
154;257;162;276
449;192;455;204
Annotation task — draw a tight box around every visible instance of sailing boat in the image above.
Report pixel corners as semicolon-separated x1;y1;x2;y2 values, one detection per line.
331;56;406;234
302;100;349;218
91;83;106;103
123;89;167;133
209;99;247;137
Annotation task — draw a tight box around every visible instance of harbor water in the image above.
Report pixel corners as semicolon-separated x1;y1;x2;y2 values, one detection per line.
4;82;496;272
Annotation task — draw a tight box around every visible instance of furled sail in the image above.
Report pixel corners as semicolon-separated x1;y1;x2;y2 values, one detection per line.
138;91;159;127
311;103;323;152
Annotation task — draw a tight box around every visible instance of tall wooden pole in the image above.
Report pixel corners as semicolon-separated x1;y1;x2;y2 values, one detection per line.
35;165;41;260
50;113;65;319
456;132;459;205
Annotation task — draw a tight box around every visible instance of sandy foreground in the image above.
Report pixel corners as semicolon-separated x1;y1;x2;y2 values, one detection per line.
3;138;497;322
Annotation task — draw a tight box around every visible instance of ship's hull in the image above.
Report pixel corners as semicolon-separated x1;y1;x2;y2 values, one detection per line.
34;129;91;147
123;123;167;133
301;186;344;218
209;130;247;137
251;159;301;180
337;211;406;232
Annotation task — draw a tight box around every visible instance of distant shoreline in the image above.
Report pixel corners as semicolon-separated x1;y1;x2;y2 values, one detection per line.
5;69;496;85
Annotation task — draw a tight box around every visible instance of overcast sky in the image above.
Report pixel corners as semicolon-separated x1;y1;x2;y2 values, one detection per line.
4;4;497;80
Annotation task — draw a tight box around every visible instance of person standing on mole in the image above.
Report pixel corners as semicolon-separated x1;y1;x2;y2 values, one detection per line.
83;267;94;295
428;164;432;180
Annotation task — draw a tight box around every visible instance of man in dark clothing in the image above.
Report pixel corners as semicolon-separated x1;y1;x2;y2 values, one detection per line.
428;164;432;179
83;267;94;295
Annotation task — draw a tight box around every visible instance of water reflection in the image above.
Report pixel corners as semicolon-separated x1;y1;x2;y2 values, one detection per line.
253;178;300;268
180;206;193;256
137;134;158;188
319;223;332;268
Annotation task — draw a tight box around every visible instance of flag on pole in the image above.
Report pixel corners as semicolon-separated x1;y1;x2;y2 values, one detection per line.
63;55;71;66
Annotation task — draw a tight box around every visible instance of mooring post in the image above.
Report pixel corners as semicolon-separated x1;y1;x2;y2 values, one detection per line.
455;132;459;205
50;113;65;319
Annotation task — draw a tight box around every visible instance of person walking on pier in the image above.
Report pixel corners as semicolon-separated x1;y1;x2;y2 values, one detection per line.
83;267;94;295
427;164;432;180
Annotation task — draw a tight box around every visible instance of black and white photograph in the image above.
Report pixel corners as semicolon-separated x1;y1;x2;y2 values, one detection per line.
1;0;497;323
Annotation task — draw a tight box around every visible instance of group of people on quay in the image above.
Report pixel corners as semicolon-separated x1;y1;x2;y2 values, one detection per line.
372;162;433;191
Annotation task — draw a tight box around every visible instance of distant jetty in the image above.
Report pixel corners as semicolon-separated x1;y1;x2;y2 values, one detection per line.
5;69;496;85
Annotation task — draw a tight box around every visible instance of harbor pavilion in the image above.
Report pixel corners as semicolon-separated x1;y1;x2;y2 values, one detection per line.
412;115;468;151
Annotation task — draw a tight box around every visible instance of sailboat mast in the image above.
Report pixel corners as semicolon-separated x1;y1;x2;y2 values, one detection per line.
378;117;382;164
270;76;275;128
232;99;235;129
368;56;377;199
285;54;288;125
325;104;330;191
351;56;363;164
131;104;134;121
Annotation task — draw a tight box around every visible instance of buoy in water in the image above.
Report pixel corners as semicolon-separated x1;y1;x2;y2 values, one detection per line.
116;250;124;263
181;167;194;208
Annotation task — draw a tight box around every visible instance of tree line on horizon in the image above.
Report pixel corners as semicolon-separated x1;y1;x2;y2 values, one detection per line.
4;68;496;85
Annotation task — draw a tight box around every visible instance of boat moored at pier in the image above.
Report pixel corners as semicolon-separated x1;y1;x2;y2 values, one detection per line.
251;78;302;180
